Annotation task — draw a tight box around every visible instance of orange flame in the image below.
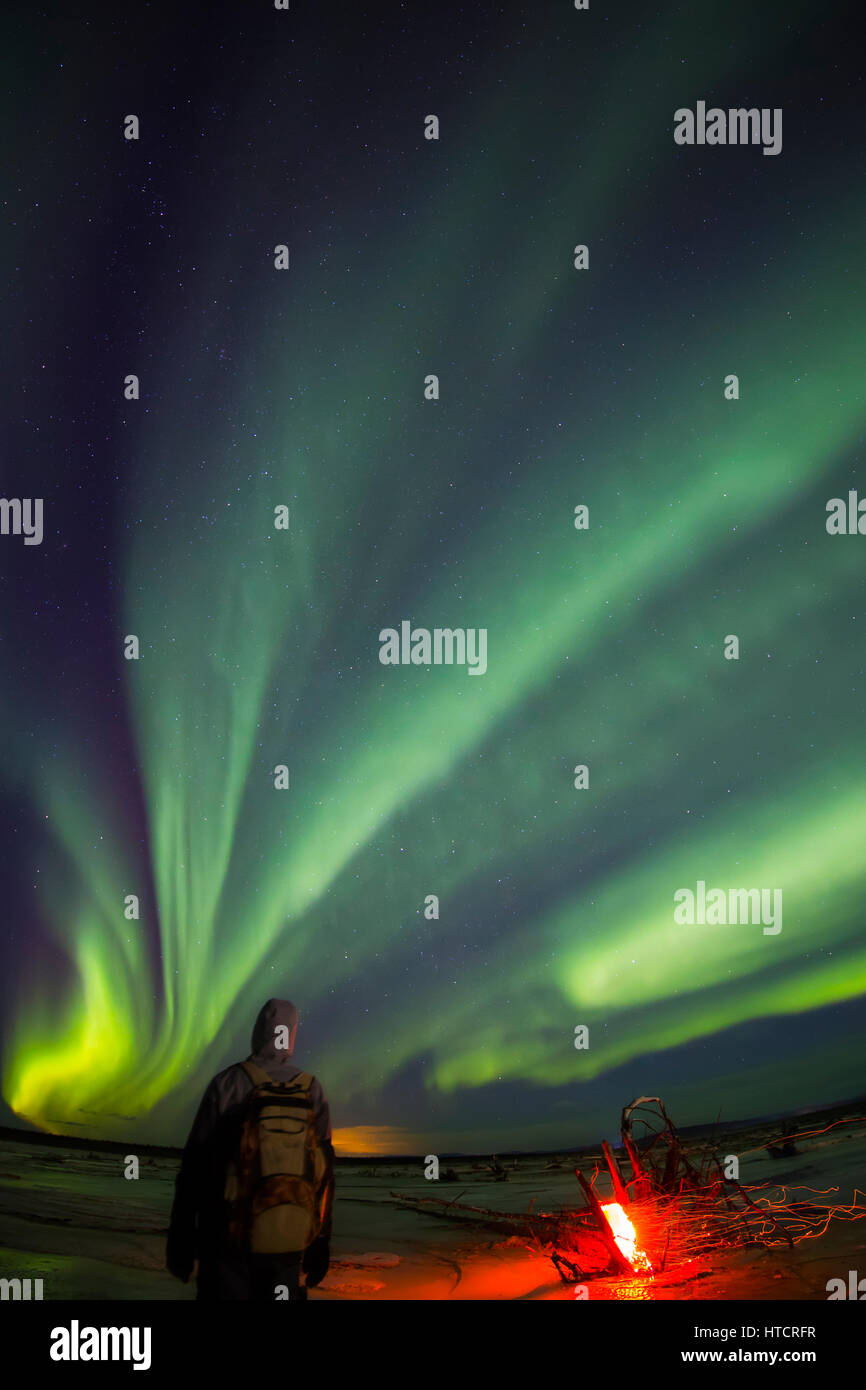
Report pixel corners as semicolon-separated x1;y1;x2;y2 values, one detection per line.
601;1201;653;1272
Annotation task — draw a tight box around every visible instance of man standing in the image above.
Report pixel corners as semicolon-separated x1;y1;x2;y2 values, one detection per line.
166;997;334;1300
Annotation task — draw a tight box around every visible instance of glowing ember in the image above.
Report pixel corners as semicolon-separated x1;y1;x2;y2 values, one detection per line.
601;1201;653;1272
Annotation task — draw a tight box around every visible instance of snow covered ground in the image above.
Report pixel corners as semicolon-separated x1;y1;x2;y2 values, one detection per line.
1;1118;864;1300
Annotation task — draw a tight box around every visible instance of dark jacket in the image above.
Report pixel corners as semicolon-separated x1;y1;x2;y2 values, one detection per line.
168;999;334;1267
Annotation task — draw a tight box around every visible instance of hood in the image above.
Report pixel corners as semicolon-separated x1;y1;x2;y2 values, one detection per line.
250;997;299;1065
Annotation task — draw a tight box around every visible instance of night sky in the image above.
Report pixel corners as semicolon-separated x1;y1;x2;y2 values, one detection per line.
1;0;865;1154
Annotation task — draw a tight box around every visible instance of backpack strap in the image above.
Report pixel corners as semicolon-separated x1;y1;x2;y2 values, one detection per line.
242;1059;272;1087
242;1060;315;1091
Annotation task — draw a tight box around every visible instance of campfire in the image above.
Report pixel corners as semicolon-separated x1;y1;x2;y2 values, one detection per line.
601;1202;653;1273
392;1095;866;1290
541;1096;866;1287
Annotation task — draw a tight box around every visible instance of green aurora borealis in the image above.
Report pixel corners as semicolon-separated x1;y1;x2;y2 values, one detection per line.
2;0;865;1152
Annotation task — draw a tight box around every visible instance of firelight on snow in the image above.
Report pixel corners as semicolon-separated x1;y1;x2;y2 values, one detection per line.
601;1201;653;1272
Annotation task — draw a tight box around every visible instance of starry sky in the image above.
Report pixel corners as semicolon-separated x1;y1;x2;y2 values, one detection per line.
1;0;865;1154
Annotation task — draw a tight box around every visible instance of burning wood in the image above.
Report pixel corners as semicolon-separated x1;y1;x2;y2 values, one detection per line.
397;1096;866;1291
539;1097;866;1286
600;1201;653;1273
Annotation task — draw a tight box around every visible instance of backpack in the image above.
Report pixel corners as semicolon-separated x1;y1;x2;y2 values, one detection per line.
225;1060;329;1253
